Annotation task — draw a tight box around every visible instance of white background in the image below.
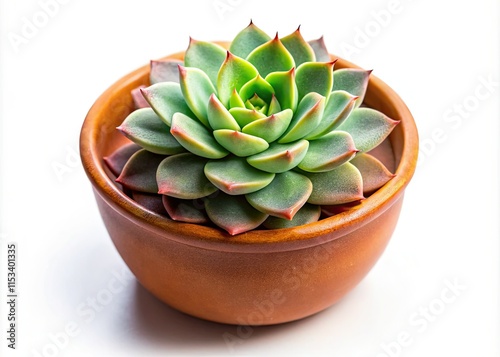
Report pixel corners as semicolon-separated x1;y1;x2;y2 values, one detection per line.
1;0;499;356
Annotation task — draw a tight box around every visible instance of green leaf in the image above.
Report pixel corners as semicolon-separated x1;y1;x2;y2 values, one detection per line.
205;193;268;235
157;153;217;199
117;108;185;155
281;26;316;66
179;65;216;127
332;69;371;108
295;61;335;102
242;109;293;143
229;88;246;108
305;90;358;139
246;171;312;220
217;52;259;107
116;149;165;193
141;82;195;126
268;95;282;115
171;112;228;159
265;68;298;111
213;130;269;157
150;59;183;84
298;131;358;172
246;35;295;78
184;38;226;85
247;140;309;173
336;108;399;152
204;156;275;195
350;153;395;194
207;94;240;131
229;20;271;59
238;74;275;103
162;195;209;224
304;162;364;205
104;143;141;176
263;204;321;229
278;92;325;143
229;107;266;127
308;37;331;62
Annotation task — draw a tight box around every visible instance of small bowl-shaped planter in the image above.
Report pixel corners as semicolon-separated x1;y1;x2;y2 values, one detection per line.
80;47;418;325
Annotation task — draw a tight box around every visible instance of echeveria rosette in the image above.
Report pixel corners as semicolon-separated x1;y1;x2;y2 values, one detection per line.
109;21;399;235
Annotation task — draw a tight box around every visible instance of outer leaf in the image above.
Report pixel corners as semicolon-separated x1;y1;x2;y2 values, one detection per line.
217;52;259;107
278;92;325;143
171;112;228;159
332;69;371;108
184;38;227;85
162;195;209;224
116;149;165;193
207;94;240;131
246;35;295;78
295;61;335;101
150;59;183;84
247;140;309;173
131;85;149;109
204;156;275;195
337;108;399;152
242;109;293;143
213;130;269;157
263;204;321;229
131;192;168;216
229;20;271;59
238;75;275;103
308;36;331;62
246;171;312;220
157;153;217;199
305;90;358;139
350;153;395;193
281;26;316;66
117;108;185;155
265;68;298;111
205;193;268;235
321;200;362;217
305;162;364;205
141;82;195;126
229;107;266;127
179;65;216;127
298;131;358;172
103;143;141;177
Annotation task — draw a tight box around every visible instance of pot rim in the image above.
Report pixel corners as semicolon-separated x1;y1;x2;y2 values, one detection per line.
80;48;418;253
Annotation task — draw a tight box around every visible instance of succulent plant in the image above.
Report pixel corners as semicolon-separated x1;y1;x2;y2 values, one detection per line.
104;21;399;235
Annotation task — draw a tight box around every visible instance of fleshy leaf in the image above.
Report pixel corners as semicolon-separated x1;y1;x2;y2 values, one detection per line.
117;108;185;155
337;108;399;152
278;92;325;143
116;149;165;193
184;39;227;85
246;34;295;78
298;131;358;172
150;59;183;84
171;112;228;159
229;20;271;59
104;143;142;177
238;74;275;103
217;52;259;107
245;94;267;112
162;195;209;224
281;26;316;67
263;204;321;229
321;200;362;217
332;69;371;108
308;36;331;62
131;192;168;216
304;162;364;205
207;94;240;131
179;65;216;127
268;95;282;115
205;193;268;235
141;82;194;126
131;85;150;109
213;130;269;157
242;109;293;143
229;107;266;127
246;171;312;220
157;153;217;199
295;61;335;101
204;156;275;195
305;90;358;139
350;153;395;194
247;140;309;173
229;89;246;108
265;68;298;111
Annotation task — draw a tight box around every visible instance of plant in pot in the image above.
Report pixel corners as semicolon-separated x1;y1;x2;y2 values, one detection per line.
80;21;418;325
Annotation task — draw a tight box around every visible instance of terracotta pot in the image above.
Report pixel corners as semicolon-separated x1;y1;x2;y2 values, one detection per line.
80;47;418;325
